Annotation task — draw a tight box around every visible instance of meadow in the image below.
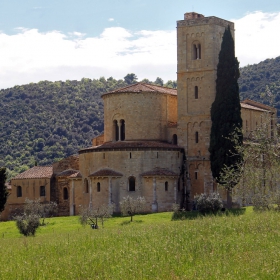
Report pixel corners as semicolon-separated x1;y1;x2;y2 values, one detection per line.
0;208;280;279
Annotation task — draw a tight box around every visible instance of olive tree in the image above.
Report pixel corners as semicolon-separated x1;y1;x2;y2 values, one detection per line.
120;196;146;222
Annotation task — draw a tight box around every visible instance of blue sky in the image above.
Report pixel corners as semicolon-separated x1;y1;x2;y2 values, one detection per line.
0;0;279;89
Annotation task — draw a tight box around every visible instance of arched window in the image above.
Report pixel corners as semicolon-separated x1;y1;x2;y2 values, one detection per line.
40;186;46;196
128;177;135;192
165;181;168;191
193;43;201;59
195;86;198;99
17;186;22;197
195;171;198;180
120;119;125;141
84;179;89;193
63;187;68;200
114;120;119;141
97;182;101;192
195;132;199;143
172;134;178;145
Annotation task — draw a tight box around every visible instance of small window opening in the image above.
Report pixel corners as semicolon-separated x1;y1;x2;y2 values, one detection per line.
157;152;158;158
84;179;89;193
63;187;68;200
195;171;198;180
103;153;105;159
165;181;168;191
128;177;136;192
172;134;178;145
130;152;132;159
17;186;22;197
120;119;125;141
114;120;119;141
97;182;101;192
246;120;248;132
40;186;46;196
195;132;199;143
193;43;201;59
195;86;198;99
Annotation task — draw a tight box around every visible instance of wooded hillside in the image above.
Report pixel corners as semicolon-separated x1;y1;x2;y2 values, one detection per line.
0;75;176;178
0;55;279;178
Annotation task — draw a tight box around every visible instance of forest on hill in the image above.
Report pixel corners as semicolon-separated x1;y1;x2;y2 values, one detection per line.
0;75;176;179
0;56;279;179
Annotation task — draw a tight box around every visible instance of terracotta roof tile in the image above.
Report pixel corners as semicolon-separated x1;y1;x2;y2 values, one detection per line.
69;172;82;178
89;169;123;177
241;103;268;112
141;168;179;177
80;141;182;153
13;166;53;179
102;82;177;97
57;169;81;177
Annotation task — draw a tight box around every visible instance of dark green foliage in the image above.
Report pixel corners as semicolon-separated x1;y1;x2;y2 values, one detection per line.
194;193;223;214
239;56;280;116
154;77;164;86
15;213;40;236
209;26;243;185
124;73;138;84
0;167;8;213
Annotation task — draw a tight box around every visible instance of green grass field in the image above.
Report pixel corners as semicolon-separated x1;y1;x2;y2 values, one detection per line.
0;208;280;279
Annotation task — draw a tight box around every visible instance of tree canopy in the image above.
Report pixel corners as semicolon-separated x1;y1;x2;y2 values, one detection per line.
0;167;8;213
209;26;243;186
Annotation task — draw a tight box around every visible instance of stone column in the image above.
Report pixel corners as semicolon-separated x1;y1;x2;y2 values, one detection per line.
70;180;75;216
89;179;93;209
109;177;112;205
118;121;121;141
152;177;158;212
174;179;177;204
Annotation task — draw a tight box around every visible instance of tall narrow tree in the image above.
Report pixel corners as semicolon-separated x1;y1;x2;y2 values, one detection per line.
0;167;8;213
209;26;243;199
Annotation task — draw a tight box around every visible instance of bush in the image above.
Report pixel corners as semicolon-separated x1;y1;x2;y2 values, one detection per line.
14;213;40;236
194;192;223;214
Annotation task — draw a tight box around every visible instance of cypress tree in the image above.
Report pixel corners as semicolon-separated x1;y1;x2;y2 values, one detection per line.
0;167;8;213
209;26;243;185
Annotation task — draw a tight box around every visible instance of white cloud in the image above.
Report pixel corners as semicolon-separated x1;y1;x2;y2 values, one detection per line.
0;11;279;89
233;11;280;66
108;18;114;22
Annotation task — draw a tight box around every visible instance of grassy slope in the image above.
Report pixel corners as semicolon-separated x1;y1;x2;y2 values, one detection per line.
1;209;280;279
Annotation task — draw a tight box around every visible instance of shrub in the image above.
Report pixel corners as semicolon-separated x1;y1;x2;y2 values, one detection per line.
120;196;146;222
14;213;40;236
194;192;223;214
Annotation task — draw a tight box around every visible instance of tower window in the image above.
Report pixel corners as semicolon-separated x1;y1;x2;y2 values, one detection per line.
195;171;198;180
195;86;198;99
130;152;132;159
165;181;168;191
128;177;136;192
193;43;201;59
97;182;101;192
195;132;199;143
63;187;68;200
17;186;22;197
40;186;46;197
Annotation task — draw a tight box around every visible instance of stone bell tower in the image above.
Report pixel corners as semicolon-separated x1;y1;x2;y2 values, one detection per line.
176;12;235;198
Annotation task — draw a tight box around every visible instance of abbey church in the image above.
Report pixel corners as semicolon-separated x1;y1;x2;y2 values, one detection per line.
2;12;276;219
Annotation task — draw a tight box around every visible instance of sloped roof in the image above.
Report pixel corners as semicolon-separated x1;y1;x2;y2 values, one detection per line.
57;169;81;177
80;141;182;153
102;83;177;97
69;172;82;178
241;102;268;112
89;169;123;177
241;99;275;112
13;166;53;179
141;168;179;177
